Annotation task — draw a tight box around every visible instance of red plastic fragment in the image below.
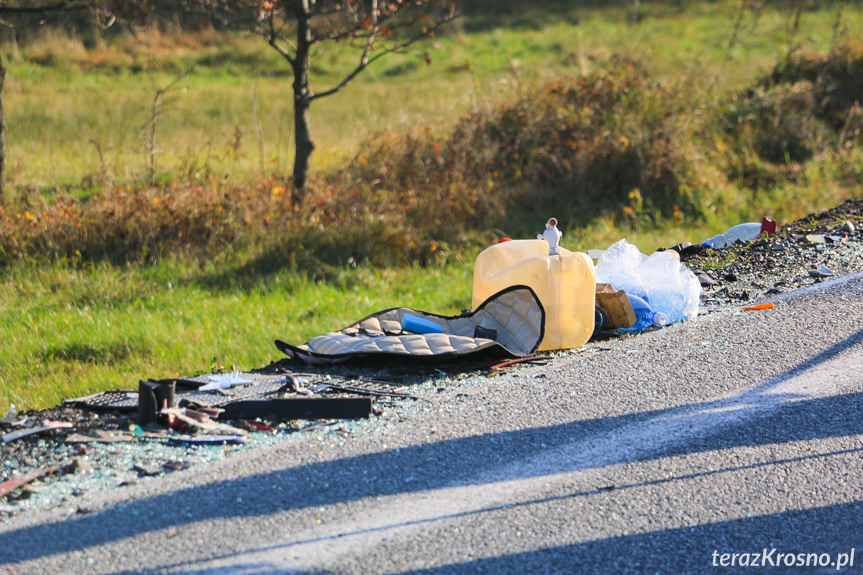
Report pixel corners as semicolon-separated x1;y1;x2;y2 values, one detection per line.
249;422;275;432
0;468;53;498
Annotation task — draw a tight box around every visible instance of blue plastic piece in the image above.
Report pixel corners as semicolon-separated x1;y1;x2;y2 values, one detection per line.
621;294;668;331
401;313;443;334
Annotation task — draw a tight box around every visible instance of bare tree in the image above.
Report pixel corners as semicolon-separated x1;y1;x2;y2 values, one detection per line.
0;1;114;202
141;69;191;186
194;0;458;204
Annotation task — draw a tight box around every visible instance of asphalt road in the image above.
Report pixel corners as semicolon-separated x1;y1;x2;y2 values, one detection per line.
2;272;863;575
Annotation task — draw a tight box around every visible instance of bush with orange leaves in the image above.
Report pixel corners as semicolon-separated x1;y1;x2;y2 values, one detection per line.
346;58;697;236
0;176;444;272
0;60;698;270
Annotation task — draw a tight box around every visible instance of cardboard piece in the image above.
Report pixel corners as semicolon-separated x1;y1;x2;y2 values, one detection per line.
161;407;248;436
596;283;636;329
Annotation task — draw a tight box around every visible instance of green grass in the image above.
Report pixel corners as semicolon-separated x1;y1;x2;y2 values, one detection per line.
3;1;860;191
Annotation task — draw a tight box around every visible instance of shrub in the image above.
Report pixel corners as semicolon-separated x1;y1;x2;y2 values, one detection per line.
767;41;863;132
0;61;699;270
720;41;863;177
345;59;697;236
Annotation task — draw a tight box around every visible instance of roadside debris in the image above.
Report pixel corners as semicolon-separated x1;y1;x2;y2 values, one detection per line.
162;461;189;472
219;398;374;421
621;294;668;330
693;270;718;287
161;407;247;436
702;217;776;248
138;379;177;425
2;421;73;444
197;372;254;392
490;356;550;370
1;404;20;425
311;382;419;400
1;366;435;518
809;266;835;278
473;236;594;350
132;464;163;477
690;199;861;307
167;434;247;446
595;238;701;327
538;217;563;255
595;283;637;330
400;313;444;334
0;468;56;499
63;456;90;475
278;286;545;362
741;303;775;311
64;430;134;444
63;389;138;412
2;202;861;521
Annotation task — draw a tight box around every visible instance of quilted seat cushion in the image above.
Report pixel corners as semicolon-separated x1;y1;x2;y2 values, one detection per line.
276;285;545;364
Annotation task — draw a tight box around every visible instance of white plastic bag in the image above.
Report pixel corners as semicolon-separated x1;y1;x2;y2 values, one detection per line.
595;239;701;324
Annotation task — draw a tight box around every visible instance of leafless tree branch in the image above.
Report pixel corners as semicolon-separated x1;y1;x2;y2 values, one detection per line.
311;8;455;101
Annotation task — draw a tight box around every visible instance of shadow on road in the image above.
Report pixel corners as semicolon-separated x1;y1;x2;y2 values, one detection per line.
1;330;861;570
400;499;863;574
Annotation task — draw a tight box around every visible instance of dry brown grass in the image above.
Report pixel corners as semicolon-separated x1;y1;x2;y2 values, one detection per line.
2;49;860;272
0;60;703;269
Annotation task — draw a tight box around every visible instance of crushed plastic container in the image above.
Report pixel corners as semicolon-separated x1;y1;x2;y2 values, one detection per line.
472;239;596;351
595;239;701;326
620;294;667;331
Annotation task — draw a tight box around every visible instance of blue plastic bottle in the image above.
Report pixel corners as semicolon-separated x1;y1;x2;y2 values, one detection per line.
621;294;668;331
401;313;443;334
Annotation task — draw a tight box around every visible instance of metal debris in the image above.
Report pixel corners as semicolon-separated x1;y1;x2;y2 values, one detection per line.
2;421;73;444
167;434;247;446
808;266;835;278
219;397;375;421
132;464;163;477
313;382;419;399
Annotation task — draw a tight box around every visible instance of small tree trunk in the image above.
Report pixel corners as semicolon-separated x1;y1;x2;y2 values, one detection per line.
291;0;315;204
292;91;314;199
0;55;6;203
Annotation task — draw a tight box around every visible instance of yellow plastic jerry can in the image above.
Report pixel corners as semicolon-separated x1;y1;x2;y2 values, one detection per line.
472;239;596;351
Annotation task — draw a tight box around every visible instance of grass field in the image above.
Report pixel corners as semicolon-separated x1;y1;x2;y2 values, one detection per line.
1;1;862;411
5;1;859;190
